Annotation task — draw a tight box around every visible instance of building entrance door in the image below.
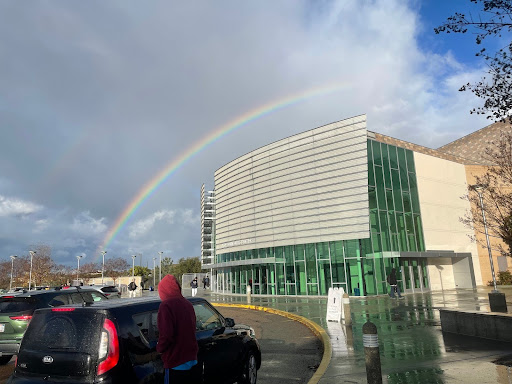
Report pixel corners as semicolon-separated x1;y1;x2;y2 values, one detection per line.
403;259;426;293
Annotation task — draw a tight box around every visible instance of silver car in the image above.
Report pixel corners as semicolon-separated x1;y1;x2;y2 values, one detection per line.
85;285;121;299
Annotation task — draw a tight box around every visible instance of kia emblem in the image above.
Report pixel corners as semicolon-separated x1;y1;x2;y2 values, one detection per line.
42;356;54;364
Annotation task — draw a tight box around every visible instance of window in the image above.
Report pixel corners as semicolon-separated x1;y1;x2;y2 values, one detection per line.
133;311;158;344
48;294;71;307
193;303;223;331
0;298;36;313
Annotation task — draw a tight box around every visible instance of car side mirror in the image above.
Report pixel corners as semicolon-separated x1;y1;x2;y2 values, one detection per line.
225;317;235;327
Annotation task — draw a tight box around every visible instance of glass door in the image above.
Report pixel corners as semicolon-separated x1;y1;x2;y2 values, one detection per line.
404;259;426;293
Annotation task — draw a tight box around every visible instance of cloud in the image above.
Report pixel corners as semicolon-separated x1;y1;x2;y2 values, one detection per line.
71;211;107;236
181;209;198;226
0;195;42;217
0;1;494;265
129;210;176;238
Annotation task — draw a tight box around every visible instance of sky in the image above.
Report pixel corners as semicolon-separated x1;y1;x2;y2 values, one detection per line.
0;0;499;267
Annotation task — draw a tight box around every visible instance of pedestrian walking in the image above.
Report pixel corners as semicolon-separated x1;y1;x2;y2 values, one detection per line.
128;278;138;298
202;275;210;290
387;268;404;299
190;277;198;297
157;275;199;384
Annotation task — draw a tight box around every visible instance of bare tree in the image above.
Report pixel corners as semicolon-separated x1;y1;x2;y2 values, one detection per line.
0;260;11;290
104;257;129;284
50;264;74;287
29;245;55;287
80;262;100;280
461;131;512;257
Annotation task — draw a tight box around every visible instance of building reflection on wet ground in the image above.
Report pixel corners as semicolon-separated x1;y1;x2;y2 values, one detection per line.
203;286;512;383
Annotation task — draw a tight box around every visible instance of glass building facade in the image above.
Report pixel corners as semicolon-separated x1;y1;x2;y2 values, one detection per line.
212;139;429;296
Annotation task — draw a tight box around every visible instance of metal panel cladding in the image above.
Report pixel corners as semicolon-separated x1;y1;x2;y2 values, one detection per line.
214;115;369;253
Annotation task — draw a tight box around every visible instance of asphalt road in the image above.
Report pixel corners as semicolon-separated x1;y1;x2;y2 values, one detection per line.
0;306;322;384
218;306;323;384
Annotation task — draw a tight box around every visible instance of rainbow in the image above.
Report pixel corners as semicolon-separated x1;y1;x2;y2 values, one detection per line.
95;84;346;259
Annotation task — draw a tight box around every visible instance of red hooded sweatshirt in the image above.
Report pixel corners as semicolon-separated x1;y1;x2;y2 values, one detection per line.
157;275;198;369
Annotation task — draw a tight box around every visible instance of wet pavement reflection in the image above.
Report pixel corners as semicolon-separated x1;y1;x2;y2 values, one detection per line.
203;286;512;384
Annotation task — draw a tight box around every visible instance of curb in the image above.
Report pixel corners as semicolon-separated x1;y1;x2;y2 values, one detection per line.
212;302;331;384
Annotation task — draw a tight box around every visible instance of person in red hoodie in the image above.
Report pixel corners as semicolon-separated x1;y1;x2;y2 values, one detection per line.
157;275;199;384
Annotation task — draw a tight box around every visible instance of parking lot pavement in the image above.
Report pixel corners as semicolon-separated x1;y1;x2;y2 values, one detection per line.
217;306;323;384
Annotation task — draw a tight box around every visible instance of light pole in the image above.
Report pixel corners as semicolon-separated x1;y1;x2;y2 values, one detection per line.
132;255;137;278
76;255;83;283
9;255;17;291
471;184;498;290
470;184;508;312
28;250;36;290
101;251;107;285
158;251;163;283
153;257;157;288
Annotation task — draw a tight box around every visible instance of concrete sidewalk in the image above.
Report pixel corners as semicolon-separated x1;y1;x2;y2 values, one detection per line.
189;286;512;384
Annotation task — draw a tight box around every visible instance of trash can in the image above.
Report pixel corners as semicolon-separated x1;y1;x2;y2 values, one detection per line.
354;287;360;296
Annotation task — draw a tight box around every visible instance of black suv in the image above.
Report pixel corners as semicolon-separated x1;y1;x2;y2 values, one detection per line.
8;297;261;384
0;288;107;365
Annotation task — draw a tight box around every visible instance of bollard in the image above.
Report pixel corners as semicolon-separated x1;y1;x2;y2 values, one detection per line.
362;321;382;384
342;293;351;326
246;284;252;304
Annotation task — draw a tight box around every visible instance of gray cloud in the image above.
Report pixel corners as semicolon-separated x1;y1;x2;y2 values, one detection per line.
0;0;490;265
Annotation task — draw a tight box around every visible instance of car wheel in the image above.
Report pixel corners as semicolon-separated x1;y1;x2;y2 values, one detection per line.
240;351;257;384
0;355;12;365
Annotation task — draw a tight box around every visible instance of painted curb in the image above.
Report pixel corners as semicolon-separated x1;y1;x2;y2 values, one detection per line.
212;302;331;384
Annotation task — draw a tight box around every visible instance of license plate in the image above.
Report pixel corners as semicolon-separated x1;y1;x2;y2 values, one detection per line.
0;324;4;332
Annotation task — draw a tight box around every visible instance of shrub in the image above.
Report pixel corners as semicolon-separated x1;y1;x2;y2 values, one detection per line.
487;271;512;286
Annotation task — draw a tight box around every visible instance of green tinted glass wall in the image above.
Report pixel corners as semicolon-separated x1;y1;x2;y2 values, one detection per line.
214;140;426;296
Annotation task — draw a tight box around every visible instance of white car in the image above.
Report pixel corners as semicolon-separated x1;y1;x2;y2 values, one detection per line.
86;285;121;299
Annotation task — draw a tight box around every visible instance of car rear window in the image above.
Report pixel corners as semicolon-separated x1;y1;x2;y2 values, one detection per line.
0;298;36;313
100;287;118;293
22;310;104;352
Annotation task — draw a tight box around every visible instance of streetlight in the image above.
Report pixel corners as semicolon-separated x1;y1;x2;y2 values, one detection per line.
9;255;17;291
470;183;508;312
132;255;137;278
470;184;498;290
158;251;163;283
153;257;157;288
76;255;83;283
101;251;107;285
28;250;36;290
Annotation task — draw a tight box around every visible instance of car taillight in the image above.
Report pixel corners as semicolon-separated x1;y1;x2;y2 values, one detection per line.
9;315;32;321
97;318;119;376
51;308;75;312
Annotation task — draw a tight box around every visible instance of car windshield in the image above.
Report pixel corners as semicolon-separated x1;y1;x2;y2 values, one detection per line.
100;287;118;293
23;311;104;352
0;298;36;313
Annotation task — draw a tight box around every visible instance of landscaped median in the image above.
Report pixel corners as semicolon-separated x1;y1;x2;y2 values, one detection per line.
212;302;332;384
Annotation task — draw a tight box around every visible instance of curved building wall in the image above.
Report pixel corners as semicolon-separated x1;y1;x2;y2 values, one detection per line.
214;115;370;254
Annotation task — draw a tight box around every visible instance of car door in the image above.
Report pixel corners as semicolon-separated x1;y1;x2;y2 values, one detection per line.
193;302;242;383
130;310;163;383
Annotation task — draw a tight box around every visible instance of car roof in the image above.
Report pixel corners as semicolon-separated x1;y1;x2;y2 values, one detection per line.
1;287;104;298
36;295;205;310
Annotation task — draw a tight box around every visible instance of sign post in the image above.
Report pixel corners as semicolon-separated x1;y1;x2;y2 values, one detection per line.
326;287;345;322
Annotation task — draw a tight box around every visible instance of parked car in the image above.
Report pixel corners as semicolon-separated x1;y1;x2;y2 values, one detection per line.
0;287;108;365
87;285;122;299
8;297;261;384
